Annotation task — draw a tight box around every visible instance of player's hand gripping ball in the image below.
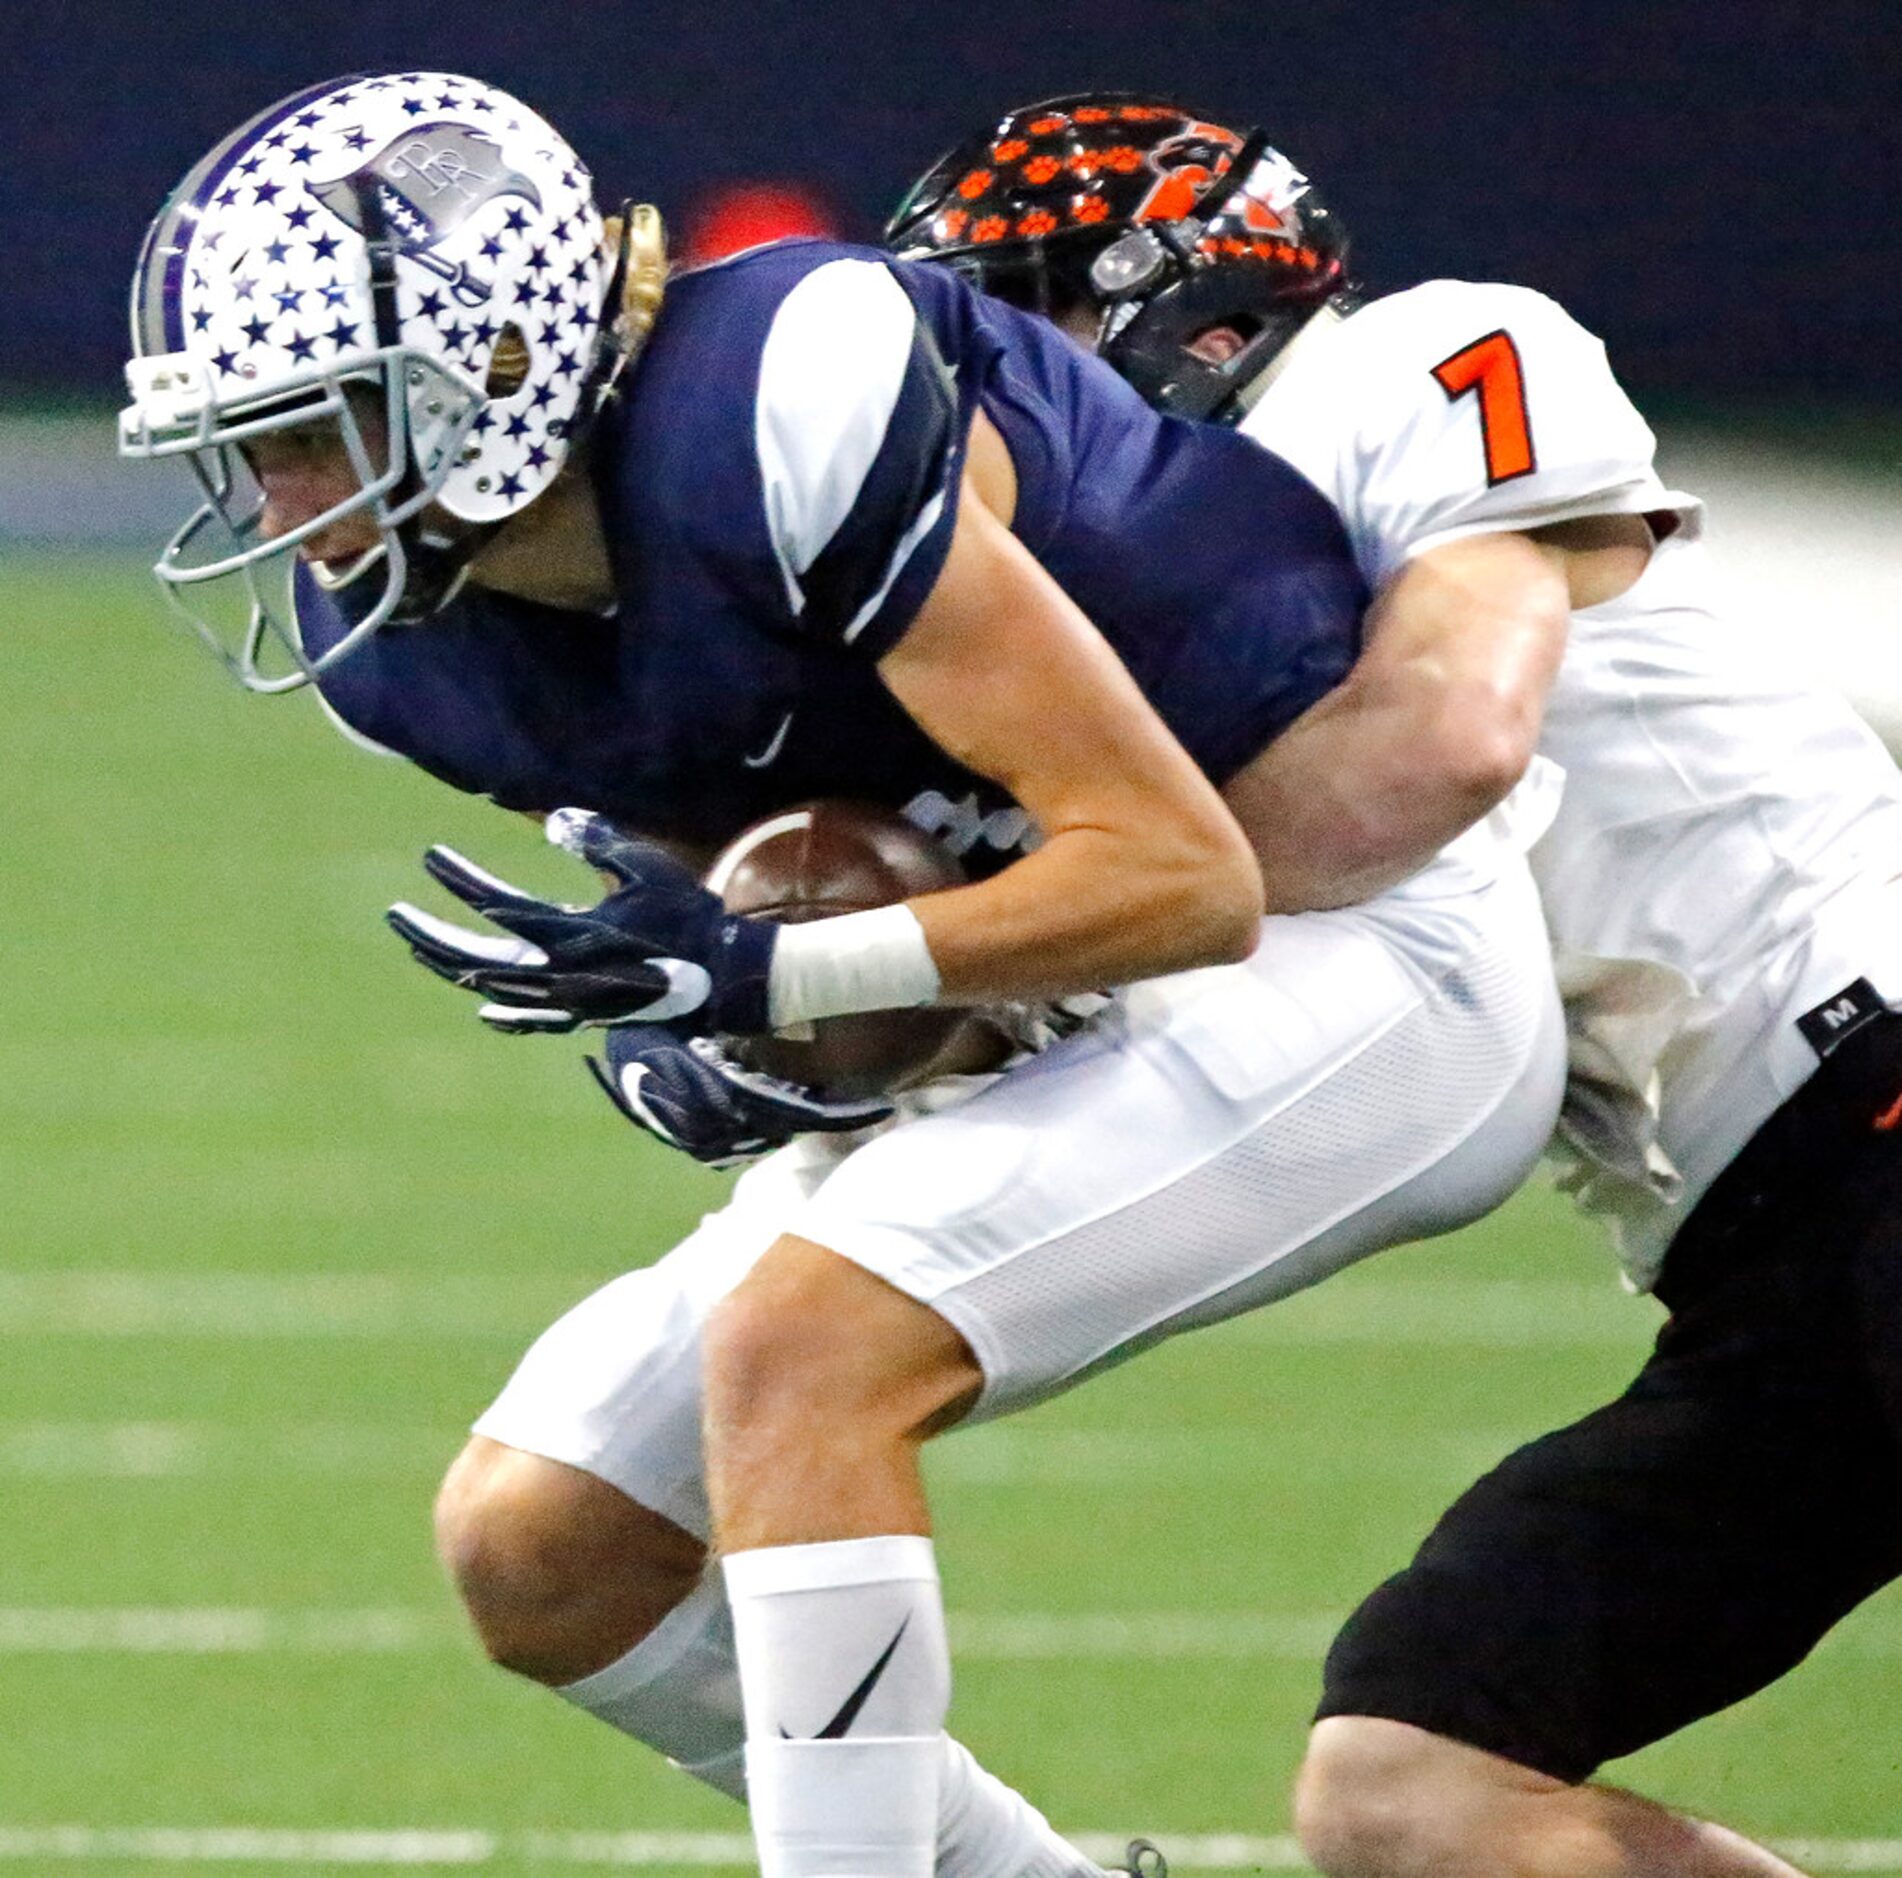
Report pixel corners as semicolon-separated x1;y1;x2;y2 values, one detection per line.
707;801;992;1098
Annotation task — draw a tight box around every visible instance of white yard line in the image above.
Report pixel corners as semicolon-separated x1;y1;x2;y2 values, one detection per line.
0;1827;1895;1870
0;1828;500;1866
4;1605;1899;1662
933;1425;1533;1485
0;1272;588;1338
1215;1276;1657;1346
0;1271;1653;1344
0;1420;1516;1484
0;1422;455;1479
950;1612;1342;1658
0;1608;444;1653
0;1607;1337;1659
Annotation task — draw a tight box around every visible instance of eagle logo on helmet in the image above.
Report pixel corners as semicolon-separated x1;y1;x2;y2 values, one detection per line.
310;123;543;307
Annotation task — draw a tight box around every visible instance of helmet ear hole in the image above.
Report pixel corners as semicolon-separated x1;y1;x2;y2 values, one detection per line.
485;324;531;398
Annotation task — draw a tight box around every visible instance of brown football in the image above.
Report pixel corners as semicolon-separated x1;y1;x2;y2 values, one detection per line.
706;801;992;1097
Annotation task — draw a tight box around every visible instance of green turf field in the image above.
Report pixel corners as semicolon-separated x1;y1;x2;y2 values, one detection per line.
7;550;1902;1873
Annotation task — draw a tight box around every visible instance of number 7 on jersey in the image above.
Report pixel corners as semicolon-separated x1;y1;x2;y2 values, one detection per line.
1432;330;1536;486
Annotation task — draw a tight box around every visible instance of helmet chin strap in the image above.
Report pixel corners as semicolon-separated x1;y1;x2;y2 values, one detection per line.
574;200;668;433
1184;128;1275;231
385;528;480;623
569;202;637;433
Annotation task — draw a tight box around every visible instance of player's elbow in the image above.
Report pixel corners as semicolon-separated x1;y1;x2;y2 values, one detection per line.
1416;676;1541;820
1444;719;1537;816
1377;537;1564;821
1181;819;1267;963
1214;855;1268;960
1195;890;1267;966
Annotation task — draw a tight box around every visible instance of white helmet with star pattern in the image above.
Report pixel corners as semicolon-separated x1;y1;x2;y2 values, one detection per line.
120;72;612;691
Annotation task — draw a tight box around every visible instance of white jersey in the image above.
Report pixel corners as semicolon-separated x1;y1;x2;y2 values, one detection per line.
1244;279;1902;1286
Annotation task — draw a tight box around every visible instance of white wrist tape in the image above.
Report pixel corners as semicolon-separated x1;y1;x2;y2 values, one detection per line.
766;904;941;1029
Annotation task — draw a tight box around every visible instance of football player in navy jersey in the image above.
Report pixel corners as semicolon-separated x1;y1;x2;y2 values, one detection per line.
894;95;1902;1877
122;75;1571;1878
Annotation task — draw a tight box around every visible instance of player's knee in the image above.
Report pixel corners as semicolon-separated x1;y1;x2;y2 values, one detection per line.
434;1437;705;1685
703;1234;981;1441
1295;1718;1485;1878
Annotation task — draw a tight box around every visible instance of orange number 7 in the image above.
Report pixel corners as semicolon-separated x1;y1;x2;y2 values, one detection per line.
1431;330;1536;486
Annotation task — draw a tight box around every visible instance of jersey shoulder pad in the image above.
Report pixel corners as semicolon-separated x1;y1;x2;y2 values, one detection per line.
659;244;968;659
1245;279;1668;586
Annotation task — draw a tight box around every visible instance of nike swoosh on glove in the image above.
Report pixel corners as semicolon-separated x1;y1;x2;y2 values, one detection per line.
586;1023;894;1167
386;809;778;1036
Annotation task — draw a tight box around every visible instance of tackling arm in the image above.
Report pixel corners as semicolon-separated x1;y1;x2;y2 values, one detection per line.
1222;281;1671;909
1217;526;1587;912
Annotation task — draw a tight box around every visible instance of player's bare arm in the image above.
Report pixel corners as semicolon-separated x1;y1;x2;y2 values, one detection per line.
1222;521;1644;911
365;402;1277;1045
877;461;1264;1001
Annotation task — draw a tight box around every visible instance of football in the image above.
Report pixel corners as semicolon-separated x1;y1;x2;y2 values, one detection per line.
706;801;992;1097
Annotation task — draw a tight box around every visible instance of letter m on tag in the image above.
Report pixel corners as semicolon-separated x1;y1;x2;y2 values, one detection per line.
1797;977;1886;1060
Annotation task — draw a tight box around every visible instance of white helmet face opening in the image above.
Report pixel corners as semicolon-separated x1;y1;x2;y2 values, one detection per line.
119;72;609;691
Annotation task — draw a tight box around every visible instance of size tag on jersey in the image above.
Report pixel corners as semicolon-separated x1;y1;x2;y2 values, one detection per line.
1797;977;1888;1060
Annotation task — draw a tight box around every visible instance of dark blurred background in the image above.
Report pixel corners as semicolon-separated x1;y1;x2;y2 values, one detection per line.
6;0;1898;415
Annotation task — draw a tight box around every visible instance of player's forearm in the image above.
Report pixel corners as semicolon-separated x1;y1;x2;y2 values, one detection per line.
762;814;1260;1028
1225;536;1566;912
874;475;1265;1003
907;813;1263;1005
1223;672;1530;910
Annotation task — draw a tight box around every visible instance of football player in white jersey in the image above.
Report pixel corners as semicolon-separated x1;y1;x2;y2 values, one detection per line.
120;74;1578;1878
892;95;1902;1876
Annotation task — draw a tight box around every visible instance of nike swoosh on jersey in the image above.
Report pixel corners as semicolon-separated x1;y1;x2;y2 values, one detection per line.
635;958;714;1022
743;710;795;769
781;1613;912;1741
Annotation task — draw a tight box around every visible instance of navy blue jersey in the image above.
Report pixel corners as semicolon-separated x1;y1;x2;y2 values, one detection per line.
299;238;1365;869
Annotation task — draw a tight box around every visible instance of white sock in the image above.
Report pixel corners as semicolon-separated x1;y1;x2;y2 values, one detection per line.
725;1535;949;1878
937;1736;1108;1878
556;1562;1105;1876
555;1571;747;1800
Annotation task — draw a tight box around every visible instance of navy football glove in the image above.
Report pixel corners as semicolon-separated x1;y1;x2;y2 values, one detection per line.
386;810;778;1036
586;1023;894;1166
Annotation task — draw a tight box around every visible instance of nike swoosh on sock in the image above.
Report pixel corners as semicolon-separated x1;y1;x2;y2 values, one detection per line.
782;1613;913;1740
